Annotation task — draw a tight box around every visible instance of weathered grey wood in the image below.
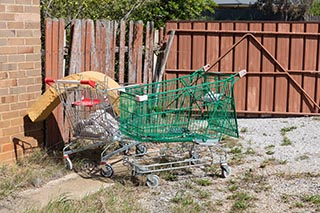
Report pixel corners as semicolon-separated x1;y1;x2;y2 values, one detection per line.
119;20;126;83
148;22;154;84
69;19;82;74
143;21;150;84
128;20;135;83
158;30;175;83
135;21;143;83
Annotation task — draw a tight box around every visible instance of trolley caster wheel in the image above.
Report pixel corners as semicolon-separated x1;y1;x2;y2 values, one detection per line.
221;163;231;178
80;159;97;174
146;174;160;188
64;157;73;170
190;152;200;165
136;144;147;155
100;164;114;178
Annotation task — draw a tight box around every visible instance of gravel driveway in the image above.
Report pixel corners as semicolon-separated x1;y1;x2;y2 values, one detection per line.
137;117;320;212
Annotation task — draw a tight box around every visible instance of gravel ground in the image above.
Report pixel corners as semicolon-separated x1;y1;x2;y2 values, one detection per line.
1;117;319;212
136;117;320;212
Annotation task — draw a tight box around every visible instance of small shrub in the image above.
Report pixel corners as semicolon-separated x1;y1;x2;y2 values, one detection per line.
280;126;297;136
281;136;292;146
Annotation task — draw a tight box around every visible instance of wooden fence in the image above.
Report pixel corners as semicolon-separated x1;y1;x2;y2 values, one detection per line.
44;18;164;147
165;21;320;116
44;19;320;147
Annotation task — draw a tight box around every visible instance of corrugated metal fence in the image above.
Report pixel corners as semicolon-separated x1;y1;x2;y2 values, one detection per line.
165;21;320;116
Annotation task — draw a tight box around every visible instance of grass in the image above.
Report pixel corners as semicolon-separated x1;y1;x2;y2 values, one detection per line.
280;126;297;136
0;149;68;200
302;194;320;210
228;192;256;212
281;136;292;146
27;182;145;212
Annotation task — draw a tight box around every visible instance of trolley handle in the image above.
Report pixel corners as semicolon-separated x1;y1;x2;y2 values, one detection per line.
45;78;55;86
44;78;96;88
80;80;96;88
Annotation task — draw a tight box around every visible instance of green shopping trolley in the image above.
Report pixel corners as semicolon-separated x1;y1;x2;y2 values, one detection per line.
120;65;246;187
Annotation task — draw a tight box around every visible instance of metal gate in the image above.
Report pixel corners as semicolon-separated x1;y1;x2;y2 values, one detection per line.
165;21;320;116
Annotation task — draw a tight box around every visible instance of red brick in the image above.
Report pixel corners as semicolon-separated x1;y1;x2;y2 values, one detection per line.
10;102;27;110
25;53;40;61
0;72;9;80
0;63;18;71
15;13;39;22
25;38;39;45
27;84;41;92
26;69;40;76
1;143;14;152
0;88;9;96
18;92;38;102
6;5;24;13
1;110;19;120
33;0;40;4
17;46;33;54
25;22;40;29
7;21;24;29
0;46;17;54
2;126;20;136
0;136;10;144
0;79;18;87
0;151;15;163
0;39;7;46
9;86;26;94
25;5;39;14
0;95;18;104
0;14;15;21
16;0;32;4
0;104;9;114
0;21;7;29
0;56;8;63
19;62;35;69
17;30;33;37
0;29;16;37
0;5;5;11
9;70;26;78
7;38;24;46
8;54;25;63
10;118;24;127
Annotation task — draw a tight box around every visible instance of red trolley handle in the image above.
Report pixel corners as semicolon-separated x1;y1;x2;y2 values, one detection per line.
44;78;96;88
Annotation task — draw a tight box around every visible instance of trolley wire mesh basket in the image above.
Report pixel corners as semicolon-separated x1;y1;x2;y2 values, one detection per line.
119;68;246;143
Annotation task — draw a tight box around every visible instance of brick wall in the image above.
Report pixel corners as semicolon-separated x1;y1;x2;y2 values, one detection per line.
0;0;43;163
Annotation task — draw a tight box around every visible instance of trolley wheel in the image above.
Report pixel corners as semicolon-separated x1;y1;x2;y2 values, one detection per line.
221;163;231;178
100;164;114;178
80;159;97;174
146;174;160;188
65;157;73;170
190;152;200;165
136;144;147;155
